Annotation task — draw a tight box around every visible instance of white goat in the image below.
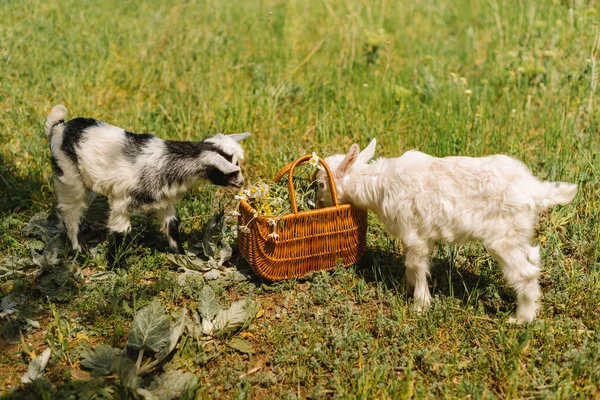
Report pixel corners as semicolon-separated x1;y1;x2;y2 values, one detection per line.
45;104;250;266
316;139;577;323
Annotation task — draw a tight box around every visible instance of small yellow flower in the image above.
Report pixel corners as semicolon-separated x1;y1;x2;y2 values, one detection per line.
464;89;472;95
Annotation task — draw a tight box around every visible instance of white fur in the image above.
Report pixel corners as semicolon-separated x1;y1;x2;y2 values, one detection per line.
45;104;250;256
317;140;577;323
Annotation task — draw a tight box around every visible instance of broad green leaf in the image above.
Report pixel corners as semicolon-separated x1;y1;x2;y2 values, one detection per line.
1;256;31;270
156;308;187;362
127;300;170;354
22;213;61;243
217;240;233;267
37;267;72;300
115;355;139;391
35;251;73;301
81;344;122;376
184;313;204;340
137;370;197;400
228;337;255;354
201;318;214;336
2;319;23;344
21;348;51;383
197;285;219;321
24;319;39;329
213;300;252;335
203;269;221;280
202;212;222;258
32;248;60;269
137;388;160;400
206;258;219;269
27;240;46;251
89;271;117;281
0;294;23;318
0;257;28;283
176;267;203;287
165;254;211;272
158;369;197;397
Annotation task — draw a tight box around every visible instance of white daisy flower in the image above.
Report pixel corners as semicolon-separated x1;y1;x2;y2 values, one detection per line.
268;231;279;239
248;186;259;198
257;183;270;198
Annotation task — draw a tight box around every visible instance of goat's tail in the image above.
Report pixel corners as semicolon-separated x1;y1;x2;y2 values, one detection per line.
46;104;68;137
536;181;578;210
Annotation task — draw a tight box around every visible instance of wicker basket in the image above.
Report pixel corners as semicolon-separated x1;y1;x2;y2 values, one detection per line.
237;154;368;281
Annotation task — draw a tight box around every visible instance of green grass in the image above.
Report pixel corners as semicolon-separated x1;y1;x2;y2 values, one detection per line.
1;0;599;398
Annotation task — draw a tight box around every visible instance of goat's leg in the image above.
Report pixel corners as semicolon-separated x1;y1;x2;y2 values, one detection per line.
403;240;434;313
487;240;541;323
155;205;185;254
54;178;89;252
106;200;132;268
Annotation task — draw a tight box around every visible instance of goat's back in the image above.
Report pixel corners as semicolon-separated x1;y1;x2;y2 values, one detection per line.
374;152;569;243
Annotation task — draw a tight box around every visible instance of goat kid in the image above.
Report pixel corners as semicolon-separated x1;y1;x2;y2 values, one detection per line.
316;140;577;323
46;104;250;266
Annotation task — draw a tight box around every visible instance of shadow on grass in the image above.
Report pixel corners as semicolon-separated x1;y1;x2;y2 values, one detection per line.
355;245;516;317
0;153;46;217
74;196;181;258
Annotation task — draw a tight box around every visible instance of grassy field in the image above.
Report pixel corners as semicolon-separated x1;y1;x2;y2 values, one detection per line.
1;0;599;398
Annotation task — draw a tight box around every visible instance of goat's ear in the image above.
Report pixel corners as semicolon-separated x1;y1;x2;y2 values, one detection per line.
357;138;376;164
335;144;360;178
228;132;251;142
205;153;240;175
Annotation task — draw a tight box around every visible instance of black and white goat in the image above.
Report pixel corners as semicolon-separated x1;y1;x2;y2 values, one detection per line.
45;104;250;265
316;140;577;323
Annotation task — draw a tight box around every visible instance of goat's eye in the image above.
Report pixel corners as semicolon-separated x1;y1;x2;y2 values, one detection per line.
318;182;325;189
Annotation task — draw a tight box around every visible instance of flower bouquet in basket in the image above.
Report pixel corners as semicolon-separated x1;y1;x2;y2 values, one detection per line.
235;153;368;281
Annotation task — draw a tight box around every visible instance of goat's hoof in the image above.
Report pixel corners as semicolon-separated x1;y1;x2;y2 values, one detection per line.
508;316;534;324
508;315;535;324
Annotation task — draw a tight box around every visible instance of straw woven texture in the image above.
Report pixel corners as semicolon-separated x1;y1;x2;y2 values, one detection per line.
238;155;368;281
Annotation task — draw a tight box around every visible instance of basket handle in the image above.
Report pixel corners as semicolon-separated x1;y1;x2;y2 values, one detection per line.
273;155;340;214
